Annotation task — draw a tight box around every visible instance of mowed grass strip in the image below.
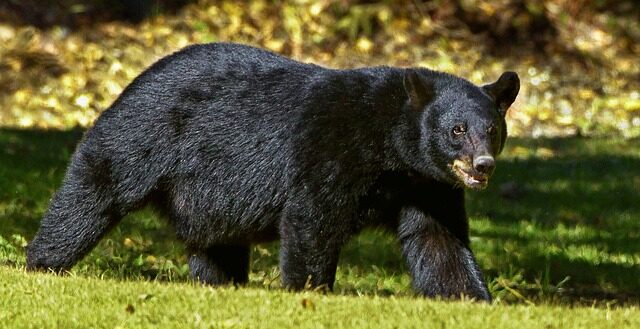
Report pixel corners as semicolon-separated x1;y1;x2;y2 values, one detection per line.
1;267;638;329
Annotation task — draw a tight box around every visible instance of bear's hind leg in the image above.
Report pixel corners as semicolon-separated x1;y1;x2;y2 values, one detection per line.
189;245;250;285
27;162;125;272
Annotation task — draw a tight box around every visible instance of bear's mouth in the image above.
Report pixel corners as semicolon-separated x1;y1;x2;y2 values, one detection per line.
451;160;489;189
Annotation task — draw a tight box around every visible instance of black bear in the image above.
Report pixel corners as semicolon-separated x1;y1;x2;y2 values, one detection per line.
27;42;519;301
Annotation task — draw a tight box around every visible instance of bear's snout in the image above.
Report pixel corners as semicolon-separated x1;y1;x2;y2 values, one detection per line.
472;155;495;175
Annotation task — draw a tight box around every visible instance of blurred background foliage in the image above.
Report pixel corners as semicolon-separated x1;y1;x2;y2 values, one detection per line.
0;0;639;137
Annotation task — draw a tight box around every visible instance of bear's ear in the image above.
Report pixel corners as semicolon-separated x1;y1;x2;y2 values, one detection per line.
483;71;520;116
403;69;435;112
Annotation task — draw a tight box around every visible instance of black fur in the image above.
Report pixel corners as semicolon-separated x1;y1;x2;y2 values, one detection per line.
26;43;519;301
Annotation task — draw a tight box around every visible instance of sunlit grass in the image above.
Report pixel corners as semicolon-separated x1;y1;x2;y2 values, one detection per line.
3;267;639;329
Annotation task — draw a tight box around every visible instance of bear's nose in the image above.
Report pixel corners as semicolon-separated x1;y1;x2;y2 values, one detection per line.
473;155;495;174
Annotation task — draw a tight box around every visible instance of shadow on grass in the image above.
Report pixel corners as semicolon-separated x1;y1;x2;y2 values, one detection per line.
1;128;638;303
467;137;640;303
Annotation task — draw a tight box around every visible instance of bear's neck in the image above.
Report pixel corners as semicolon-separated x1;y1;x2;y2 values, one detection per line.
335;67;414;172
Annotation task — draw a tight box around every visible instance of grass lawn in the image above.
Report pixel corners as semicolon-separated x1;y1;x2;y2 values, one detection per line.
1;128;639;327
2;267;639;329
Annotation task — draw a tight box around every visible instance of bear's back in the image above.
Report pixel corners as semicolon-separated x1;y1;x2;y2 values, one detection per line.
77;43;409;243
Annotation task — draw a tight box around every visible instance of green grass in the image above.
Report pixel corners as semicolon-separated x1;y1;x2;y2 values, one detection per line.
1;128;639;326
2;267;639;329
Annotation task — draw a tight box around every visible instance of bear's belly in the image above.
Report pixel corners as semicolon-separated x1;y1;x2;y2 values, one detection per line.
167;190;284;245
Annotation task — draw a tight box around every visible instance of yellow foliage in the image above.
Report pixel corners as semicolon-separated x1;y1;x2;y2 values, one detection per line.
0;0;638;138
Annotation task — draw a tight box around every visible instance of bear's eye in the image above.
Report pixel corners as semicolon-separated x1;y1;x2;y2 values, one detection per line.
487;126;497;136
452;125;466;136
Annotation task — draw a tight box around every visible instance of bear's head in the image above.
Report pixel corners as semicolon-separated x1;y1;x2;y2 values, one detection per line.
399;69;520;189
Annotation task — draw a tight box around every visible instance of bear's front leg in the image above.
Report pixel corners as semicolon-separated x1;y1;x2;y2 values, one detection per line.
279;208;347;291
398;206;491;301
